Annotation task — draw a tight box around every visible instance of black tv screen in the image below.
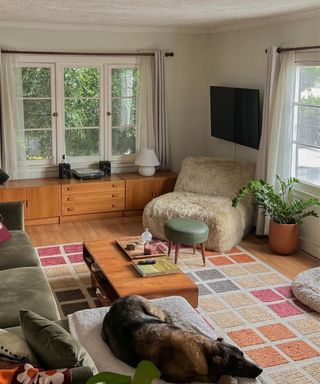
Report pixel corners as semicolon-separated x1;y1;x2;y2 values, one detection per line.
210;86;261;149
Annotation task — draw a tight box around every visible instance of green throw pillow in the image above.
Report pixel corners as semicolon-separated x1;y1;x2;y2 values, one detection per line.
20;310;97;373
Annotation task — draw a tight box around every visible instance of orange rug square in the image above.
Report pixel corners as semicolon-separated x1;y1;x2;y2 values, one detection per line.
208;256;234;266
258;323;296;341
278;340;320;361
228;329;264;347
230;254;255;263
246;347;288;368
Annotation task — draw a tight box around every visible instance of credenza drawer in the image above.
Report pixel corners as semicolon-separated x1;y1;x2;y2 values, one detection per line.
62;181;124;195
62;197;125;215
62;191;124;204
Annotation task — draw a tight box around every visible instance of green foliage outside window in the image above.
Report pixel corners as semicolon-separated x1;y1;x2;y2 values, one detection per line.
21;65;139;160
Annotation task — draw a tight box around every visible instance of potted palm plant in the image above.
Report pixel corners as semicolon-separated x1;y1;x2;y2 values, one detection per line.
232;175;320;255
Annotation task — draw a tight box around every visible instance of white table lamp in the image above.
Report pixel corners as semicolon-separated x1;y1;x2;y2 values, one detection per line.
135;148;160;176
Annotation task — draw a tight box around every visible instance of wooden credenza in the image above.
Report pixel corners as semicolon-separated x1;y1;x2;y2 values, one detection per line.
121;171;177;211
0;171;177;225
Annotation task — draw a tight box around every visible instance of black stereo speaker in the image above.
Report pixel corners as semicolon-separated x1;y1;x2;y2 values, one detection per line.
99;160;111;176
0;169;9;185
59;163;71;179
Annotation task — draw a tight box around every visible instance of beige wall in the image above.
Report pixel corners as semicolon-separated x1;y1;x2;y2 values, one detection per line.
205;16;320;163
0;26;211;172
205;16;320;258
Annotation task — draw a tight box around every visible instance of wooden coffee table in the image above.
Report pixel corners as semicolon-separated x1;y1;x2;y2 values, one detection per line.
83;238;198;307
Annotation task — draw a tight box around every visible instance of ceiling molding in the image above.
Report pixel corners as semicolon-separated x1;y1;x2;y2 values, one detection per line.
0;20;211;34
210;7;320;34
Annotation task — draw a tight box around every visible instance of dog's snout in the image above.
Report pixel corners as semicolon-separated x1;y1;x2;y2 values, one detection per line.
245;361;263;378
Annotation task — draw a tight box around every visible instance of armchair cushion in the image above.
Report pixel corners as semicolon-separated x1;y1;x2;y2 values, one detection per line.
143;191;250;252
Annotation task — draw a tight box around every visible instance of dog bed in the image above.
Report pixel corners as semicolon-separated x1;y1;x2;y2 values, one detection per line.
292;267;320;313
68;296;263;384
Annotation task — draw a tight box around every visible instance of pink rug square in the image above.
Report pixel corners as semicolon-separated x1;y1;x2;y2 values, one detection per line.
41;256;66;266
63;243;83;254
269;301;303;317
275;286;294;298
251;289;283;302
38;246;61;257
68;253;84;263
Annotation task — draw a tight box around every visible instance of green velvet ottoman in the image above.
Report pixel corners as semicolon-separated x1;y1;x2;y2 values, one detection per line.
164;218;209;265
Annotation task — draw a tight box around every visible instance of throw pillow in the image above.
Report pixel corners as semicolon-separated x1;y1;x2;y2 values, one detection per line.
0;221;11;244
0;363;72;384
0;329;38;365
20;310;97;373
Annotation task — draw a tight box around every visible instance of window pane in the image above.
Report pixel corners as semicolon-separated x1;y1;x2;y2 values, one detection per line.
25;130;52;160
299;66;320;106
23;99;52;129
64;67;99;97
296;145;320;186
112;98;136;126
112;127;136;156
65;128;99;156
111;68;138;97
296;106;320;147
65;99;99;127
22;67;51;98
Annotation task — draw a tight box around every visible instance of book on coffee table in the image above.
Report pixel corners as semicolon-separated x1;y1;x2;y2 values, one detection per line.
133;257;181;277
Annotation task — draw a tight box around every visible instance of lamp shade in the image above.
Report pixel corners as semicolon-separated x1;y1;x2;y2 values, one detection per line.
135;148;160;166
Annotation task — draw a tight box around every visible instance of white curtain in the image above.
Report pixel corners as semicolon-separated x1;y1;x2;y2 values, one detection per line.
136;55;155;150
0;51;26;179
255;47;295;235
154;50;170;169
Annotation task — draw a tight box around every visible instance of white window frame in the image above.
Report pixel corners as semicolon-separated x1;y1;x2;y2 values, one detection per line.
17;54;138;175
59;63;104;164
291;56;320;197
19;62;57;167
106;63;137;162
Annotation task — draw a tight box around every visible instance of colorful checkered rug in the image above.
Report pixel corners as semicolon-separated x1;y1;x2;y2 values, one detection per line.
35;242;320;384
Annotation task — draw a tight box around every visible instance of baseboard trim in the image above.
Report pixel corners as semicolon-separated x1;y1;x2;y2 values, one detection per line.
299;237;320;259
25;217;59;226
60;211;123;222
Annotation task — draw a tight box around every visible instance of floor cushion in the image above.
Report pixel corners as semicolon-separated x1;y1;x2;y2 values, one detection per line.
292;267;320;313
0;231;39;271
0;267;60;328
143;191;249;252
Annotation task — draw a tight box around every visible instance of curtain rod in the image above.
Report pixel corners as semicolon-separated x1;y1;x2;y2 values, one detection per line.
265;45;320;54
0;49;174;57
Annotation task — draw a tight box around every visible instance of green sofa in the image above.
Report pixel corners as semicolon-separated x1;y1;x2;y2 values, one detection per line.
0;202;60;328
0;202;93;384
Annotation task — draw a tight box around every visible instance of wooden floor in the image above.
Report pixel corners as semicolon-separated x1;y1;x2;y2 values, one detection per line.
26;216;319;280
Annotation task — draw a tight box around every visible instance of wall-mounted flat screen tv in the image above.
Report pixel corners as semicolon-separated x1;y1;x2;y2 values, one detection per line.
210;86;261;149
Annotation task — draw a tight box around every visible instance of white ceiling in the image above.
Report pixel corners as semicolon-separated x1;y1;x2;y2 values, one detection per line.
0;0;320;32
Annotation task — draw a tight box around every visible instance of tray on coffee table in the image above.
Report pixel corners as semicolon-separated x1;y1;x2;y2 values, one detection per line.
116;237;167;260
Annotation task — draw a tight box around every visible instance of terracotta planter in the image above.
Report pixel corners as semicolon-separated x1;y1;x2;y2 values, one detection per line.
268;220;299;255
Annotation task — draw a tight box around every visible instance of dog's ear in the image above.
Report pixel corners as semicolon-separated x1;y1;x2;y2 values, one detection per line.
208;344;229;382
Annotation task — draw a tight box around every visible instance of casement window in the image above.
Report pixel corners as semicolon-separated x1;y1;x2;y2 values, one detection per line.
19;56;138;173
292;64;320;189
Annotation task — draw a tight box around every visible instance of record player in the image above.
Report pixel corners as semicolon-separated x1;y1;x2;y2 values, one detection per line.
72;168;105;180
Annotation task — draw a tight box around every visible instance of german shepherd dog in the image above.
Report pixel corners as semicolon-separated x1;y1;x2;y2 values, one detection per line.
102;296;263;383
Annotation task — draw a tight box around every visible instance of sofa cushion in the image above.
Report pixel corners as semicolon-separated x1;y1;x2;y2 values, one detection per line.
0;231;39;271
143;191;251;252
20;310;97;373
0;267;60;328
